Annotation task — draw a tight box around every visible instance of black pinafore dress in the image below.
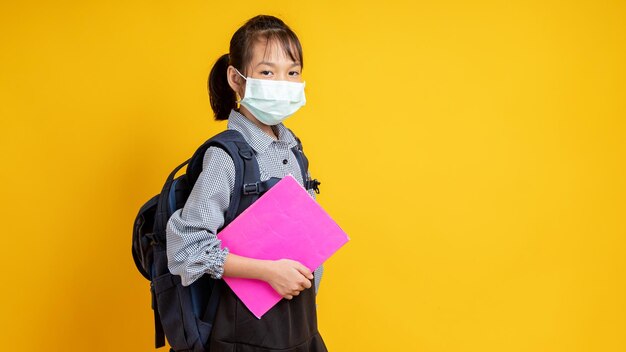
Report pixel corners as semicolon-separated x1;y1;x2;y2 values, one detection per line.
208;128;326;351
208;273;328;351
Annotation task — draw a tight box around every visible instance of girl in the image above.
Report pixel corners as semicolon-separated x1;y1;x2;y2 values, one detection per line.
165;15;328;351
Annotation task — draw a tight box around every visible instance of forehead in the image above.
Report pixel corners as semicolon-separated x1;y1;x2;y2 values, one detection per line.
249;36;301;66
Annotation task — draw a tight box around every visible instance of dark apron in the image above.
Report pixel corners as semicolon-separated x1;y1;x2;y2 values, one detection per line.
208;272;328;351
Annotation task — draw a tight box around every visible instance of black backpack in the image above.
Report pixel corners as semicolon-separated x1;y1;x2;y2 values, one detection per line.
132;128;321;351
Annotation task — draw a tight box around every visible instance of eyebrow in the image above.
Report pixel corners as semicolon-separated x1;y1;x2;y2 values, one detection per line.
255;61;302;68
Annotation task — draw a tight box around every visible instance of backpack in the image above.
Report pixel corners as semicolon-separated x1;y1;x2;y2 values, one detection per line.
132;128;321;351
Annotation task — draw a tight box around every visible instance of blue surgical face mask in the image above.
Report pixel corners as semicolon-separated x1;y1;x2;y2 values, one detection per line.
234;67;306;126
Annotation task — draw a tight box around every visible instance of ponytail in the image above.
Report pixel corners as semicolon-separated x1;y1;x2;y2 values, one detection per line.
208;53;236;120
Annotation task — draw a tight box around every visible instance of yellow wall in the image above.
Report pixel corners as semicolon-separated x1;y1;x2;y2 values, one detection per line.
1;0;624;351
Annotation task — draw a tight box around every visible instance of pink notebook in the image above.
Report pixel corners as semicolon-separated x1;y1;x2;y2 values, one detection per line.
216;174;350;318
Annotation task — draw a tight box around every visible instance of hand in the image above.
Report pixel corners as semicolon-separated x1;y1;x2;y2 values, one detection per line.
263;259;313;300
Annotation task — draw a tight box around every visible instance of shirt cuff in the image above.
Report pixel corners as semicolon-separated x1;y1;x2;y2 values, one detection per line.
207;246;230;280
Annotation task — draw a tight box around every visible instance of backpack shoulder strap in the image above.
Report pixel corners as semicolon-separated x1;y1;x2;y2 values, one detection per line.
186;130;250;223
286;127;321;194
187;129;280;224
186;129;245;186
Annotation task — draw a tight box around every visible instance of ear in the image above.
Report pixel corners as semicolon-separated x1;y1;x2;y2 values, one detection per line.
226;65;246;99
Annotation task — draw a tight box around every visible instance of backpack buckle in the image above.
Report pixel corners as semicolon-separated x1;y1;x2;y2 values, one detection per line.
312;179;321;194
306;179;321;194
242;182;259;195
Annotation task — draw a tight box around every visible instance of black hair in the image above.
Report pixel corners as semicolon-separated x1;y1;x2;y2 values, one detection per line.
208;15;304;120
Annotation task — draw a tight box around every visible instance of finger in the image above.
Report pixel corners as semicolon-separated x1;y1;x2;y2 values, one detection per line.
296;279;310;290
294;263;313;279
285;295;293;300
292;290;300;296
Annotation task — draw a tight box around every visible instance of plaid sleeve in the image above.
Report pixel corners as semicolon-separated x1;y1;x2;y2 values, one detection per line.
165;146;235;286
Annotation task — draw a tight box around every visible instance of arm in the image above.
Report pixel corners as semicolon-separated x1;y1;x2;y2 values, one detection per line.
166;146;236;286
223;252;272;280
224;254;313;300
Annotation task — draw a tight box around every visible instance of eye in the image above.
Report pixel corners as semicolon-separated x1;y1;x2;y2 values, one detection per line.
289;71;300;76
260;70;273;76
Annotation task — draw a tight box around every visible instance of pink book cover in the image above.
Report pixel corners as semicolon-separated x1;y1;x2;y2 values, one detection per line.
216;174;350;319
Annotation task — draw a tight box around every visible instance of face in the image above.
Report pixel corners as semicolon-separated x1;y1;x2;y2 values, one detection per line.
227;37;303;101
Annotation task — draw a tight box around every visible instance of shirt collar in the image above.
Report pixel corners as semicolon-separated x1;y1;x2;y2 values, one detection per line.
227;108;298;154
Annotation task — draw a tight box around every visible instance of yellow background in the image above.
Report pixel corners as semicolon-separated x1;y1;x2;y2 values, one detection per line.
1;0;624;351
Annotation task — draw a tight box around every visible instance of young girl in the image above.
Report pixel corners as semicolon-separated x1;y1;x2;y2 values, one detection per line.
165;15;328;351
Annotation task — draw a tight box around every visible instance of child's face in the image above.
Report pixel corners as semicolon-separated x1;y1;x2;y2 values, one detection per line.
228;37;303;100
245;37;303;82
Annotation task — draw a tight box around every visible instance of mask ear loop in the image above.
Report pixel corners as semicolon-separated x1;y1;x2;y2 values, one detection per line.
234;67;247;81
233;67;247;104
